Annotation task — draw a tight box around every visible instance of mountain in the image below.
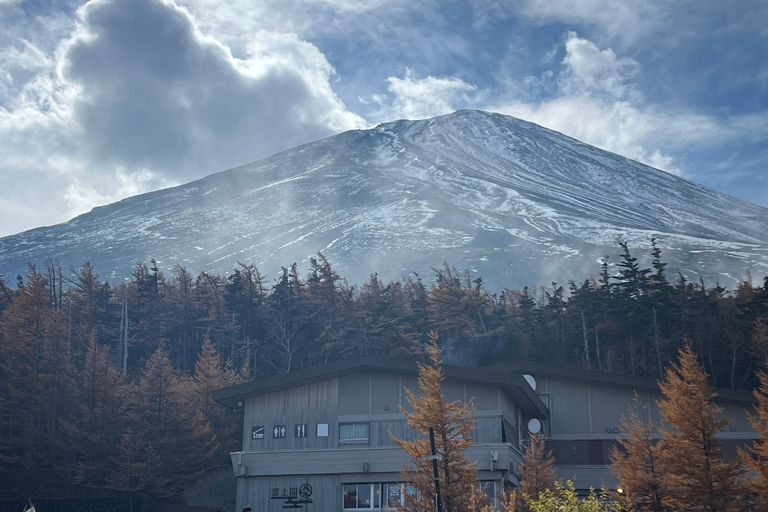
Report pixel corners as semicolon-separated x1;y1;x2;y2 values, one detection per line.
2;110;768;290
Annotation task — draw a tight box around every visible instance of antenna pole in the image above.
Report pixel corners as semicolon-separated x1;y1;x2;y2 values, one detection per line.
429;427;444;512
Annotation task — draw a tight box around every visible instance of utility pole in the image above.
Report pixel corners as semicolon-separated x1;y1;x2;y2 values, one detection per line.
428;427;444;512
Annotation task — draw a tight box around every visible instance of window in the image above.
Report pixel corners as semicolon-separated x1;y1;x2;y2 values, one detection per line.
342;483;411;510
343;483;376;509
478;481;498;509
339;423;369;442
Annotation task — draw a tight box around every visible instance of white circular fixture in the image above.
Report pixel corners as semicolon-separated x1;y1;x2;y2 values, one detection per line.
527;418;541;434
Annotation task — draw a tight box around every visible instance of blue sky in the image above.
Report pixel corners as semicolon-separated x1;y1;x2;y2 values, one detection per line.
0;0;766;237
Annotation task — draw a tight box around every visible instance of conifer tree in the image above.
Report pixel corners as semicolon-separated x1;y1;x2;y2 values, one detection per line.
123;343;216;498
107;427;167;494
657;342;745;512
609;398;668;512
190;336;242;462
518;432;557;504
742;369;768;507
67;331;130;490
0;265;70;496
391;331;488;512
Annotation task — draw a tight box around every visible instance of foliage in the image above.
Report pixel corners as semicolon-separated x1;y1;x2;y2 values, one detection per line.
656;342;746;512
742;370;768;506
517;432;557;506
525;481;618;512
391;331;490;512
3;244;768;498
609;396;668;512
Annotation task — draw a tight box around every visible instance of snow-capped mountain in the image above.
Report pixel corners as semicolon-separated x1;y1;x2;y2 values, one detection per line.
2;110;767;289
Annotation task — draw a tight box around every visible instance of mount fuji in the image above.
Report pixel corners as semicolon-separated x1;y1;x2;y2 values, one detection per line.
2;110;767;289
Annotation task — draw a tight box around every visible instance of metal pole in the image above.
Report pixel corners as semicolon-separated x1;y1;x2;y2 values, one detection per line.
429;427;444;512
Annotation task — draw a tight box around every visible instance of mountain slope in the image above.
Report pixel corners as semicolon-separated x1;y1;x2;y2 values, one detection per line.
2;110;767;289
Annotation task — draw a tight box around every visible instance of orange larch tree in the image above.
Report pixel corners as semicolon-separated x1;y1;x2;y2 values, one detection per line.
518;432;557;505
391;331;490;512
742;369;768;507
609;397;668;512
657;342;745;512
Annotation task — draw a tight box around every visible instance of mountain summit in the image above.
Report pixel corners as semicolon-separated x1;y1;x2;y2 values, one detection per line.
2;110;767;288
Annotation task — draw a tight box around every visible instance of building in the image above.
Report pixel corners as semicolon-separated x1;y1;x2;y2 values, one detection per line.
213;356;757;511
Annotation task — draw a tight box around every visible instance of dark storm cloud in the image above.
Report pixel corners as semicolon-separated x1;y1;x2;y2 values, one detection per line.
61;0;361;177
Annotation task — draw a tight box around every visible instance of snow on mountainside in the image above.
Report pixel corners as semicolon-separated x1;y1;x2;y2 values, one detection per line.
1;110;767;289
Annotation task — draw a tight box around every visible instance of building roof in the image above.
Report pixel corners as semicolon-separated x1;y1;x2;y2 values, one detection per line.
213;356;550;417
483;360;756;405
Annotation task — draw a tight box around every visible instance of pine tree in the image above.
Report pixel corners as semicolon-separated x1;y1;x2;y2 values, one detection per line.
391;331;488;512
518;433;557;504
609;397;668;512
742;369;768;507
657;342;745;511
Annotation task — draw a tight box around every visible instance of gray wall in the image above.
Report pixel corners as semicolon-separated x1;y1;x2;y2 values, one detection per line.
242;369;518;450
237;474;340;512
535;374;756;440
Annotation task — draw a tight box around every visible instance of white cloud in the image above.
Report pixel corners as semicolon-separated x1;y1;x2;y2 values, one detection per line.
0;0;365;236
64;169;175;220
489;33;768;179
376;68;478;121
517;0;668;43
559;32;640;100
488;33;722;175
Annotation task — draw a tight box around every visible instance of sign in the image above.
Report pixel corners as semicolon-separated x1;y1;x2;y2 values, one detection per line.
251;426;264;440
295;424;307;438
273;425;286;438
271;484;313;510
316;423;329;437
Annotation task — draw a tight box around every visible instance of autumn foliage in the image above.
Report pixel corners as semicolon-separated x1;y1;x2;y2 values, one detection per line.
608;397;667;512
611;342;748;512
517;433;557;505
392;331;490;512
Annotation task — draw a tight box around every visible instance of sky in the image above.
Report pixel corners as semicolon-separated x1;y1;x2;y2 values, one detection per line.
0;0;766;238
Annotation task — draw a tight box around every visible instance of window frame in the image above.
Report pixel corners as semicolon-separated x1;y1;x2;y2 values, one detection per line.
341;482;414;510
338;422;370;444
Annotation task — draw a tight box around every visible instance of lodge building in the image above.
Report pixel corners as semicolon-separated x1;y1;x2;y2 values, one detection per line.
212;356;757;511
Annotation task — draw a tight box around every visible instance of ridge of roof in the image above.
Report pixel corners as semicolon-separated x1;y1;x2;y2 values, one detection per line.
212;355;549;417
483;360;756;405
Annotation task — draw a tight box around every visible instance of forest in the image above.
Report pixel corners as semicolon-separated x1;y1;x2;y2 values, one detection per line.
1;239;768;499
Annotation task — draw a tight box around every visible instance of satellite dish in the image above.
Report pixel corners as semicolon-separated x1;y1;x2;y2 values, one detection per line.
523;374;536;391
527;418;541;434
